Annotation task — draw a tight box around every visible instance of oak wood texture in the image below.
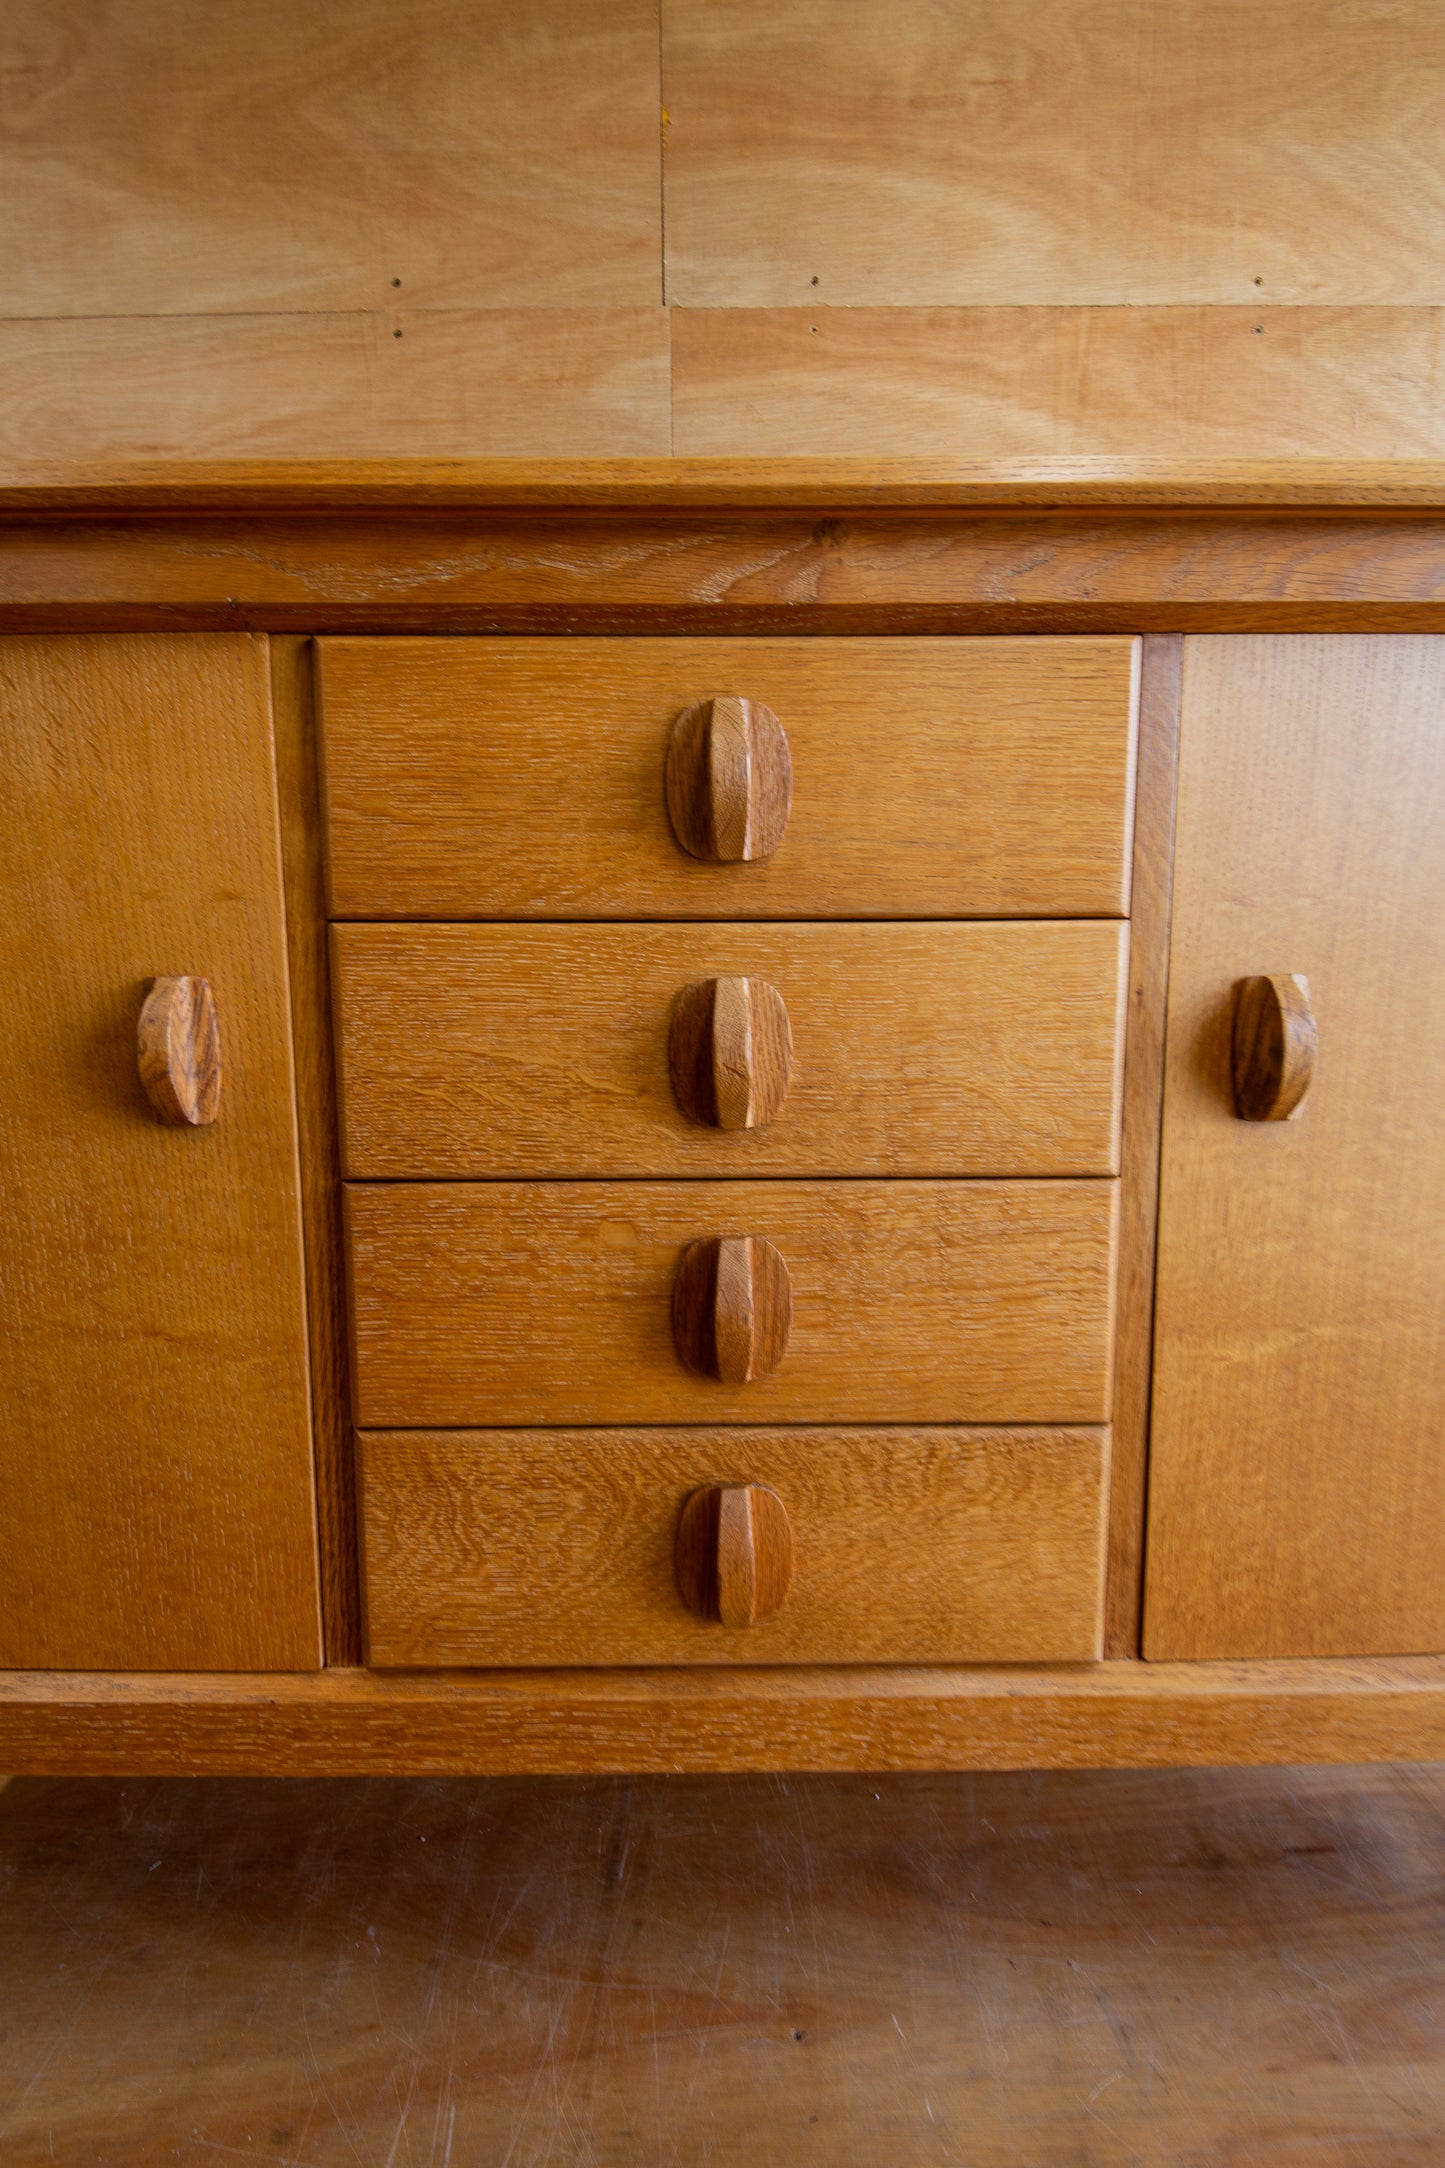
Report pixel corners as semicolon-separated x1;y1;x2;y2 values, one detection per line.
0;311;672;462
331;921;1128;1178
1232;971;1318;1121
1147;635;1445;1659
1104;635;1182;1657
3;1658;1445;1775
676;1483;795;1629
0;634;320;1669
3;0;661;315
358;1427;1105;1665
668;974;794;1131
13;507;1445;637
269;637;361;1663
319;636;1139;918
345;1179;1117;1427
674;308;1445;459
12;459;1445;512
664;1;1445;307
135;975;221;1126
664;693;792;862
2;1767;1443;2165
671;1235;793;1384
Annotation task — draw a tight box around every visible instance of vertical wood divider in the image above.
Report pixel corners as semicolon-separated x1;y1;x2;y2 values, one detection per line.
270;635;361;1663
1105;632;1183;1656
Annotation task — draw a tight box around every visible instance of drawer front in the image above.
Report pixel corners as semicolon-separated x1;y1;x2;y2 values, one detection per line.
346;1179;1117;1425
359;1427;1108;1666
320;637;1139;919
333;920;1129;1178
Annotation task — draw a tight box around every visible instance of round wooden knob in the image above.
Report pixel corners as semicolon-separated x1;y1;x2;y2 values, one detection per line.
1232;973;1316;1121
664;694;792;863
137;975;222;1126
676;1483;793;1627
671;1235;792;1383
668;976;794;1130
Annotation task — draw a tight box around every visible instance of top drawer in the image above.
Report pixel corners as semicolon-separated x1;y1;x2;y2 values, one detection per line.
319;637;1139;919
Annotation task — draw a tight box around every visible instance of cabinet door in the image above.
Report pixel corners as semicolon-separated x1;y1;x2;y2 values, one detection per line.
0;635;320;1669
1146;636;1445;1659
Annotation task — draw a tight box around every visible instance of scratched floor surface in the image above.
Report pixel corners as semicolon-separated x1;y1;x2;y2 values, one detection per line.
0;1765;1442;2164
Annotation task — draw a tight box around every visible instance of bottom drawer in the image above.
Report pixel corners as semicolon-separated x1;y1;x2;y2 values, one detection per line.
359;1427;1108;1666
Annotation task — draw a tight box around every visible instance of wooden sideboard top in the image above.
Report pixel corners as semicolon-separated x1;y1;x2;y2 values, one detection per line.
5;457;1445;515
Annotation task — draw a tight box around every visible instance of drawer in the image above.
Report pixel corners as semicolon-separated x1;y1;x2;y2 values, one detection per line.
319;637;1139;919
345;1179;1117;1425
359;1426;1108;1666
333;920;1129;1178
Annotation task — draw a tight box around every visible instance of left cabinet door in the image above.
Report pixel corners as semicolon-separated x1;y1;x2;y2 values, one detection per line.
0;635;321;1668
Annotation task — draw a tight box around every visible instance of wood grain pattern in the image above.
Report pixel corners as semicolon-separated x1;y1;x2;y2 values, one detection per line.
671;1235;793;1384
135;975;222;1126
359;1427;1105;1664
3;0;660;314
3;1658;1445;1775
672;309;1445;457
1;1765;1443;2163
664;694;793;861
9;459;1445;511
269;637;360;1664
665;0;1445;306
0;635;320;1669
10;510;1445;637
1147;635;1445;1659
667;974;794;1131
1105;634;1181;1656
332;921;1127;1177
319;636;1139;918
675;1482;796;1629
344;1178;1118;1427
0;311;671;461
1232;971;1318;1121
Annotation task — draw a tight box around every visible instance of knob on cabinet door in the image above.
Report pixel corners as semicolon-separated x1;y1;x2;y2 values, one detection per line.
137;975;222;1126
1231;973;1317;1121
665;694;792;863
671;1234;792;1383
668;975;794;1130
675;1483;794;1627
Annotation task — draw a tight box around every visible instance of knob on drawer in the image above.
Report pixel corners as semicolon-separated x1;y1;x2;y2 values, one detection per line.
665;694;792;863
672;1234;792;1383
137;975;222;1126
675;1483;794;1627
668;975;794;1130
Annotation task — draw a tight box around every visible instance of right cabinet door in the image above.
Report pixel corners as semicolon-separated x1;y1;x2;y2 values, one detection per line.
1146;636;1445;1659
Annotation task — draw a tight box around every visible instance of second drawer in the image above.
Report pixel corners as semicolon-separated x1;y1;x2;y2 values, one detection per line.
346;1178;1117;1426
333;920;1128;1178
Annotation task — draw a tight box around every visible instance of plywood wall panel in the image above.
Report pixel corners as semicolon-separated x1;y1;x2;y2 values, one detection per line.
672;309;1445;458
0;312;671;460
664;0;1445;307
4;0;662;314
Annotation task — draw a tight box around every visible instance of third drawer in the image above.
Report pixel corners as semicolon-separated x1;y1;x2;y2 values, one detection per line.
345;1178;1117;1426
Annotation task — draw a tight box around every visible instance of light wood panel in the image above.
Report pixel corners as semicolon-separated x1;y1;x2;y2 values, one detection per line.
3;1661;1445;1775
359;1426;1107;1666
333;921;1128;1177
0;312;671;461
1147;635;1445;1659
665;0;1445;306
673;308;1445;457
4;0;660;314
0;635;320;1669
345;1178;1117;1426
1;1765;1444;2162
319;636;1139;917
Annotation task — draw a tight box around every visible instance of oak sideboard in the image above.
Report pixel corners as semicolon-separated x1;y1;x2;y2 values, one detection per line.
4;458;1445;1775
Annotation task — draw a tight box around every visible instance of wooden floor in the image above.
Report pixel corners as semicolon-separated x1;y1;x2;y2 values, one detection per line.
1;1767;1443;2162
